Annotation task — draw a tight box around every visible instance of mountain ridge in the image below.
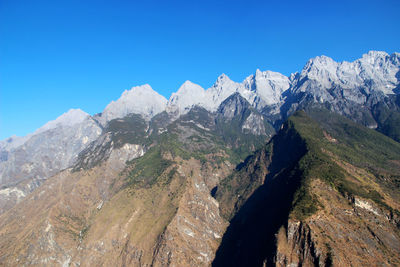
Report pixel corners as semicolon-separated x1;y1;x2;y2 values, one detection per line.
2;50;399;145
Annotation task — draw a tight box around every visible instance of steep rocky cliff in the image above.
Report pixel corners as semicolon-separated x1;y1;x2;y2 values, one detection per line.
214;110;400;267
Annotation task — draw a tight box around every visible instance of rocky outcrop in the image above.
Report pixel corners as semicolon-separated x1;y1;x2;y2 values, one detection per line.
215;93;273;139
152;159;228;267
275;221;322;267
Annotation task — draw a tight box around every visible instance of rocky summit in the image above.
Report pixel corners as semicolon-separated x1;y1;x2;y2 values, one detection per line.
0;51;400;266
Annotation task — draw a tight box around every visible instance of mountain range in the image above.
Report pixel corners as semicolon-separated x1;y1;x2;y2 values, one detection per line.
0;51;400;266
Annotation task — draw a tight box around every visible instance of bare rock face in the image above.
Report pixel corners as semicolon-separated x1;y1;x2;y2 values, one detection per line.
216;92;271;137
217;92;250;120
275;221;320;267
152;159;228;267
242;113;267;135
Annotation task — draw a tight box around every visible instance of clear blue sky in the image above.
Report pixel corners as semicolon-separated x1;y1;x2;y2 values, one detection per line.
1;0;399;139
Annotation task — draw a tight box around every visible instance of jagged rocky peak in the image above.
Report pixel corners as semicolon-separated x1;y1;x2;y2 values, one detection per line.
217;92;251;119
98;84;167;125
356;51;400;93
168;70;292;115
242;69;290;106
213;73;239;91
361;50;392;64
295;50;400;95
301;55;338;78
167;80;205;113
204;74;240;110
215;73;232;85
297;55;340;91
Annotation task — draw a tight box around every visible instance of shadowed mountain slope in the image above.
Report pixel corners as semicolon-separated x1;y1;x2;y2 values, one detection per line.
213;110;400;267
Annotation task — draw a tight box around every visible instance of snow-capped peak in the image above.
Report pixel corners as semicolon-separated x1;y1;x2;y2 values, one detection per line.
98;84;167;125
